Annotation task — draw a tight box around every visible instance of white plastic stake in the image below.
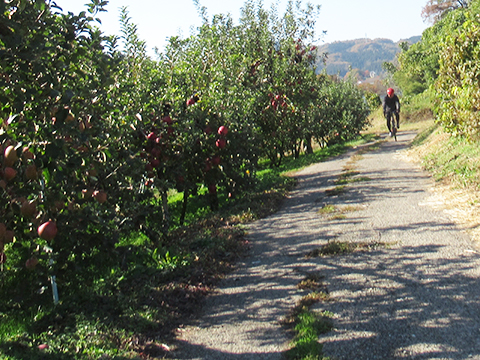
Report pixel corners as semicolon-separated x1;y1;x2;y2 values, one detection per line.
49;257;59;305
50;274;59;305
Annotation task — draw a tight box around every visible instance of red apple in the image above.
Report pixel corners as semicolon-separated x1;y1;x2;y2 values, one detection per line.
151;159;160;168
186;97;197;106
38;221;57;241
81;189;93;199
147;132;157;142
4;145;17;166
212;155;221;166
217;126;228;136
21;200;37;218
22;147;35;160
93;190;107;204
0;180;6;189
216;138;226;149
25;256;39;270
4;167;16;181
0;223;5;241
204;126;212;135
25;164;38;180
162;115;173;125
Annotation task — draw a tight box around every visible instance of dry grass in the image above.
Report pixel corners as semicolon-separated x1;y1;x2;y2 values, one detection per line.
325;185;346;197
306;240;387;258
317;203;365;220
297;272;326;291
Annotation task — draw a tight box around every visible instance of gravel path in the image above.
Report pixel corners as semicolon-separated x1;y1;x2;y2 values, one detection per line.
173;131;480;360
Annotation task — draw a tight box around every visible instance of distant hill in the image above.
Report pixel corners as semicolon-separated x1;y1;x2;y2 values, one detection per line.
315;36;421;78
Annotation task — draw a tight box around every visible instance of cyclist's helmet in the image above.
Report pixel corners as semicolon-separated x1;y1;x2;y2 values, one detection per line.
387;88;395;96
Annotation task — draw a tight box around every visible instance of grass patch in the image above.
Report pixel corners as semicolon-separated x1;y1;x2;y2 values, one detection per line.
325;185;346;197
306;240;387;258
317;204;364;220
330;213;347;220
285;309;334;360
317;204;336;215
334;171;360;185
308;241;357;257
283;291;333;360
420;132;480;187
335;173;371;186
297;273;326;291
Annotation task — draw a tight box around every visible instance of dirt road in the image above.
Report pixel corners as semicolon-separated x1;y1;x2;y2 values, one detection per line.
173;131;480;360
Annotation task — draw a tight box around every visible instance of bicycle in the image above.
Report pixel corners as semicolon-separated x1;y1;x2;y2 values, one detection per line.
387;111;399;141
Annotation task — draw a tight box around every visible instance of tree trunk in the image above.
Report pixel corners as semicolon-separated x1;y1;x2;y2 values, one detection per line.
161;190;170;233
179;188;189;226
305;135;313;154
209;192;219;211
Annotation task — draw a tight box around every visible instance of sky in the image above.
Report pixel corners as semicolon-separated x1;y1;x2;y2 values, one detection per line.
52;0;430;56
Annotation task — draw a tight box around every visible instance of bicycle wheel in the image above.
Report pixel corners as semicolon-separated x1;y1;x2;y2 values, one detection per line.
390;116;397;141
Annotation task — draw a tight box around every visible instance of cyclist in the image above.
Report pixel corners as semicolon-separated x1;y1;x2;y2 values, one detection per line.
383;88;400;137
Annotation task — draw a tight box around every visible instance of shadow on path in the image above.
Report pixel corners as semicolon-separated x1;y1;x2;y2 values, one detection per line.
172;130;480;360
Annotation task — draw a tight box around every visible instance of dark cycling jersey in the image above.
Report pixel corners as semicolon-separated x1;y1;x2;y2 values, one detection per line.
383;94;400;114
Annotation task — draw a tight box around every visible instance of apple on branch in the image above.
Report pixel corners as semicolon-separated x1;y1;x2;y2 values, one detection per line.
38;221;57;241
4;145;18;166
217;126;228;136
216;138;226;149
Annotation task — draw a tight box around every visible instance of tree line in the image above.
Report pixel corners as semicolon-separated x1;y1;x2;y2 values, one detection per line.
0;0;370;311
